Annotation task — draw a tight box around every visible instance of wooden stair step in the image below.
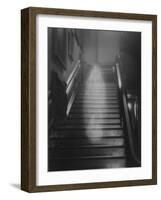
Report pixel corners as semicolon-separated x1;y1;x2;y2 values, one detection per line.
74;100;119;104
50;154;126;161
82;85;117;87
65;118;120;124
79;90;118;93
99;69;113;71
76;97;119;100
70;108;120;114
72;104;119;109
51;129;124;138
81;84;117;88
50;137;124;148
77;92;118;97
50;147;125;157
52;155;125;161
78;94;118;97
84;81;115;83
71;107;119;110
81;87;117;91
55;124;122;130
48;157;126;171
68;113;120;119
77;94;118;97
80;88;118;91
85;80;114;83
51;147;125;158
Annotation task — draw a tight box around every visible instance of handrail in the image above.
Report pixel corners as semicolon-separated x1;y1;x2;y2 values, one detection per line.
115;63;141;166
66;60;82;116
48;60;82;129
66;60;80;92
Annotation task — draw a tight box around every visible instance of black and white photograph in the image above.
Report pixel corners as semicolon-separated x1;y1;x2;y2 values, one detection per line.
21;7;157;192
48;28;141;171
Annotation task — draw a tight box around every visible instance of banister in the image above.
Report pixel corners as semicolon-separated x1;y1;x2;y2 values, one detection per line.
66;60;80;94
66;60;82;116
115;63;141;166
48;60;82;130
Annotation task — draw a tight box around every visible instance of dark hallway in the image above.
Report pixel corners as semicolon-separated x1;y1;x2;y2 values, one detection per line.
48;28;141;171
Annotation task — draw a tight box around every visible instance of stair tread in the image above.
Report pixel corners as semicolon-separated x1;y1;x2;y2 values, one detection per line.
80;86;117;89
81;88;118;91
77;94;118;96
50;143;125;149
51;129;124;138
50;138;124;148
79;90;118;93
64;118;120;124
74;100;119;103
55;124;122;130
69;113;120;119
76;97;119;100
72;105;119;109
70;110;120;114
53;155;126;160
48;158;126;171
50;147;125;157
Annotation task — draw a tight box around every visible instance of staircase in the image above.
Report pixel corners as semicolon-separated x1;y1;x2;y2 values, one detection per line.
49;65;127;171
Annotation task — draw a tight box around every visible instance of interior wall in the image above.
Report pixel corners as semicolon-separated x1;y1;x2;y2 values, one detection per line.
81;30;97;65
119;32;141;96
97;31;120;65
65;30;82;82
48;28;82;87
81;30;121;66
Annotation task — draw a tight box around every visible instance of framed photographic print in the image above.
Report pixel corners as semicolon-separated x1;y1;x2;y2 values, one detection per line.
21;7;157;192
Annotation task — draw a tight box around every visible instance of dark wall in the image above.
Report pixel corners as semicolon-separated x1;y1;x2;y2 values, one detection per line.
48;28;83;126
119;32;141;159
48;28;82;88
97;31;120;65
81;30;97;65
81;30;121;66
48;28;67;87
119;32;141;97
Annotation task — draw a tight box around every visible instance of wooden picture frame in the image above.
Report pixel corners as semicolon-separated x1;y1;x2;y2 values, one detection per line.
21;7;157;192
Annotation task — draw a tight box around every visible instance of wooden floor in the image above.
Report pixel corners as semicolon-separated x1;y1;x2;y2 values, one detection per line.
48;65;127;171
